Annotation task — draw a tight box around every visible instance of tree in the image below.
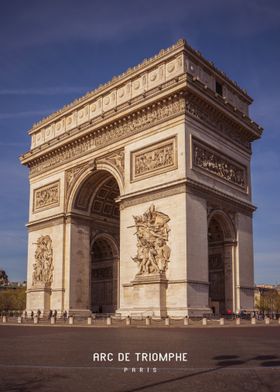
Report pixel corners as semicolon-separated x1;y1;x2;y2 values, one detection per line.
255;289;280;314
0;270;8;285
0;288;26;312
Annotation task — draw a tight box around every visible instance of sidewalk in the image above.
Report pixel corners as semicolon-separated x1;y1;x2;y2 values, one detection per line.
1;316;280;328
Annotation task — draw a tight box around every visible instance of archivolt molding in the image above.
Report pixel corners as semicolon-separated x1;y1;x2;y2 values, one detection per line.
207;208;236;242
65;149;124;208
90;232;119;258
66;163;123;214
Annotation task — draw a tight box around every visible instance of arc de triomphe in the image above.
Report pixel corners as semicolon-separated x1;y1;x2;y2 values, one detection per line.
20;39;262;317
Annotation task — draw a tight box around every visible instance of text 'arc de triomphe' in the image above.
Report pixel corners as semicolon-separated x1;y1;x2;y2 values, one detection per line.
20;39;262;317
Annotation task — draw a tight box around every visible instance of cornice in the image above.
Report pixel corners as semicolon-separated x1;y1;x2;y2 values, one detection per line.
21;39;259;156
22;92;186;176
186;177;256;214
27;213;66;231
186;75;262;140
28;38;251;133
20;76;187;162
29;39;187;133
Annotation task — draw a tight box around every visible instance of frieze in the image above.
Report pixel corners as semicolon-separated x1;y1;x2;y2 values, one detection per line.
131;137;177;182
192;139;247;189
33;181;60;212
186;95;250;149
29;95;185;177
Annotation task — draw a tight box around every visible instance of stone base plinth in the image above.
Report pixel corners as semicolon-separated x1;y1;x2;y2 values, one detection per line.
118;273;168;317
26;286;51;315
68;309;92;317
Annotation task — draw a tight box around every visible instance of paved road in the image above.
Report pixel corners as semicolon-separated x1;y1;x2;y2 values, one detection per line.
0;325;279;392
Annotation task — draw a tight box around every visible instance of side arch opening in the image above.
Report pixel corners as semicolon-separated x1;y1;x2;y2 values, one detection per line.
208;211;236;316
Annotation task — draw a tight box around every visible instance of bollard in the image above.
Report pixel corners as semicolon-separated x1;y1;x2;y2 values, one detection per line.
2;315;7;323
51;316;56;325
145;316;151;326
184;317;189;326
251;317;256;325
126;316;131;326
236;318;241;325
165;317;170;326
69;316;74;325
87;317;92;325
17;316;22;324
202;317;207;326
106;316;112;326
34;315;39;324
265;317;270;325
219;318;224;326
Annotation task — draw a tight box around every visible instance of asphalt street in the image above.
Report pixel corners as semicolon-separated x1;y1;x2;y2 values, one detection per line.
0;325;279;392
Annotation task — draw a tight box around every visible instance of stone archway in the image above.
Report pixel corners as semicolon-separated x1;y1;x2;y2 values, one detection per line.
66;169;120;316
90;234;119;313
208;211;236;315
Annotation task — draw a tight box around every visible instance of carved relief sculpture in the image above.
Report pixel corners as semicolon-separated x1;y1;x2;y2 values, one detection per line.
33;181;60;212
132;137;177;181
132;204;171;275
193;140;247;189
32;235;54;287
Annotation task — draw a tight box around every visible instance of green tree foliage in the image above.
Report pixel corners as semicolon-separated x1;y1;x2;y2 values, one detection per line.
0;288;26;312
255;289;280;313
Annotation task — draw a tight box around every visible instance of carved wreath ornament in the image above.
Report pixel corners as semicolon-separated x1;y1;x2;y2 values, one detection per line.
32;235;54;287
132;205;171;275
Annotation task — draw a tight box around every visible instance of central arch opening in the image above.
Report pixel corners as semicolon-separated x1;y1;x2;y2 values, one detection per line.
72;169;120;315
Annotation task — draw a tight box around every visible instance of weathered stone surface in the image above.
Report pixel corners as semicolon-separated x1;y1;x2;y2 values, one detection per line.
21;39;262;317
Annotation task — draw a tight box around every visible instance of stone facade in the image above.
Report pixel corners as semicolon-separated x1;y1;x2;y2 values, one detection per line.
20;39;262;317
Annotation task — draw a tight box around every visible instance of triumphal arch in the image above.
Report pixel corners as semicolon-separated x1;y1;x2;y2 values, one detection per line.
20;39;262;317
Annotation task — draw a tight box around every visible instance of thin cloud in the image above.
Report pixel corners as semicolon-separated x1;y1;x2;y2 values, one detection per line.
0;109;56;120
0;0;279;51
0;86;88;96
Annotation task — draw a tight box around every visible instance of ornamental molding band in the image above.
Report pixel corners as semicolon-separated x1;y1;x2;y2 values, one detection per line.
32;235;54;287
33;181;60;212
29;46;185;149
192;138;247;189
186;94;251;149
28;94;185;178
132;204;171;275
131;136;177;182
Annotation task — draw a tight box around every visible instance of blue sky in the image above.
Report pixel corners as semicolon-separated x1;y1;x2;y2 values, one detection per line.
0;0;279;283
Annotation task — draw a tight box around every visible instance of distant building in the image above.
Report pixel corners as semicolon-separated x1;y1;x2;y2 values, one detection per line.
0;269;9;286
